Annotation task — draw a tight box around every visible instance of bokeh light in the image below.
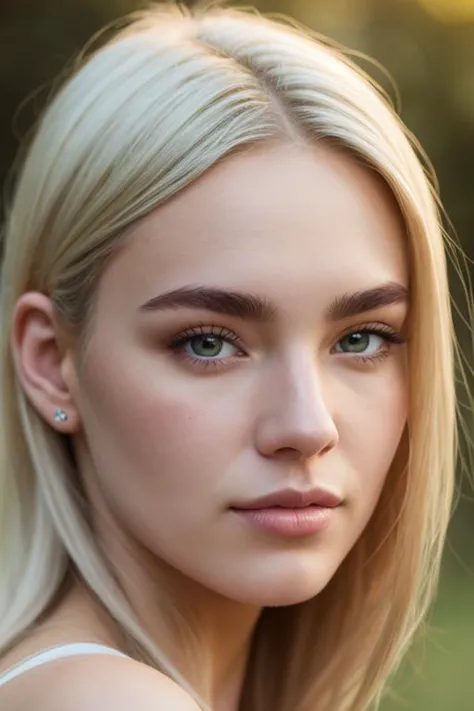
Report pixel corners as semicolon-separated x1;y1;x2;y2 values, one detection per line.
417;0;474;22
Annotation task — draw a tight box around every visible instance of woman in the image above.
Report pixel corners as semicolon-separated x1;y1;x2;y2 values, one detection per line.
0;2;466;710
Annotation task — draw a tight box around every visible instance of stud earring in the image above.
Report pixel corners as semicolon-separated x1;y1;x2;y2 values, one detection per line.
53;408;68;423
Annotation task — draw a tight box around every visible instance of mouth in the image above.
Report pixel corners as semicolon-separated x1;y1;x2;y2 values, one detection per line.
230;505;335;537
230;487;342;537
231;486;342;510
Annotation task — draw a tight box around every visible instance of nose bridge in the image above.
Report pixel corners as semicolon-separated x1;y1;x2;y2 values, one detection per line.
279;351;329;425
256;348;338;459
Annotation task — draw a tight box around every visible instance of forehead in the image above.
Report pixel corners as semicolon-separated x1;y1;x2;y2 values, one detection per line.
99;141;408;313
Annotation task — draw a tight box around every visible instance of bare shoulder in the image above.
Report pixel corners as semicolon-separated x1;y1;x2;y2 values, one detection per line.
18;655;201;711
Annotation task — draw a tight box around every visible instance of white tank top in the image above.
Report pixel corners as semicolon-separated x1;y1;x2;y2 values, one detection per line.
0;642;130;689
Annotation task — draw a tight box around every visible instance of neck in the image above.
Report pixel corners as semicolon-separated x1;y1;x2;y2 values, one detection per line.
78;517;262;711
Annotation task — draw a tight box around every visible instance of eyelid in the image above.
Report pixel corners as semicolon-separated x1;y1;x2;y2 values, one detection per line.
169;323;245;347
168;323;249;364
336;321;405;342
330;322;406;364
167;323;248;372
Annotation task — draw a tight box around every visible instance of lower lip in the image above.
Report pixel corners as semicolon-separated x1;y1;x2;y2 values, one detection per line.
231;506;334;537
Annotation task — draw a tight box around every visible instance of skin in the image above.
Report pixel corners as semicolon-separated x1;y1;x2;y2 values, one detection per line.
8;141;409;711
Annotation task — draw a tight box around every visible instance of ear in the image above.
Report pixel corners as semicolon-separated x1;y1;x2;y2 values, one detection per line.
10;292;82;434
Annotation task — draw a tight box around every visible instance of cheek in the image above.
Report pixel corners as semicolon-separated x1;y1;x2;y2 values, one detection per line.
80;357;249;515
119;377;250;483
337;360;408;503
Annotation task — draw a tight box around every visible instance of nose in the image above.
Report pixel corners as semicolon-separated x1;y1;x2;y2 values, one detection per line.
254;356;338;461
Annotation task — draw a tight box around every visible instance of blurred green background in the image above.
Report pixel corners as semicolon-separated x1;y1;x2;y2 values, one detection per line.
1;0;473;708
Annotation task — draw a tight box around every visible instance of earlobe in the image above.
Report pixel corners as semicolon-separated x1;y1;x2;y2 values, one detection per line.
11;292;81;433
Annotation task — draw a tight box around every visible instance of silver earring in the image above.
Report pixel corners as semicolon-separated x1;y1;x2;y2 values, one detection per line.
54;408;68;423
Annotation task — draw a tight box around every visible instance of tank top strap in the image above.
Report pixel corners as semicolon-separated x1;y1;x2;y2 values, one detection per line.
0;642;130;688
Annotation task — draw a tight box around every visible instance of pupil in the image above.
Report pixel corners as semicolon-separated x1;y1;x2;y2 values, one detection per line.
344;332;369;352
192;335;222;357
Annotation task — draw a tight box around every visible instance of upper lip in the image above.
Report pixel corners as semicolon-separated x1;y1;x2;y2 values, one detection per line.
231;487;342;510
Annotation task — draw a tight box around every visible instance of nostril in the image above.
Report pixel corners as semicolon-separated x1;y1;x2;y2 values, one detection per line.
319;440;336;457
275;447;305;460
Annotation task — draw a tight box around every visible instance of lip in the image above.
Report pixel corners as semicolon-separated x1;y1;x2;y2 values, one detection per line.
230;487;342;537
231;487;342;510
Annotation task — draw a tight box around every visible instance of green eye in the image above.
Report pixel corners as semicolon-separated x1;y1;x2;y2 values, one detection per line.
335;331;389;357
338;332;372;354
169;326;245;366
188;335;225;358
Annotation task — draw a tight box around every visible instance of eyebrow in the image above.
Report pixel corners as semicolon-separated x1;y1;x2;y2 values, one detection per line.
139;282;409;323
326;282;409;320
139;285;277;322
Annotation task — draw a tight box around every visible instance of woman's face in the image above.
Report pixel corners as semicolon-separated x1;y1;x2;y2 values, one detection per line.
71;142;409;606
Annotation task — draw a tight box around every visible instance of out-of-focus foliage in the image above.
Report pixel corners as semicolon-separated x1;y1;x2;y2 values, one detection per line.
418;0;474;23
0;1;473;708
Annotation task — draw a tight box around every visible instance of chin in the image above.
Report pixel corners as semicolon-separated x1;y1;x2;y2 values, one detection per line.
247;586;325;608
249;576;330;607
211;556;338;607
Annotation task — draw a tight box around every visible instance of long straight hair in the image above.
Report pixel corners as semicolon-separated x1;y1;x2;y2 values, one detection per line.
0;3;465;709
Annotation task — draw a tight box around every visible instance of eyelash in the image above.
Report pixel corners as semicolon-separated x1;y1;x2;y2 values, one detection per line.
168;324;245;371
339;324;405;365
167;322;405;371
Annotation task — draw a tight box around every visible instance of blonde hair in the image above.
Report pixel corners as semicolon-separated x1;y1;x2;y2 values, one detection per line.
0;3;466;709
